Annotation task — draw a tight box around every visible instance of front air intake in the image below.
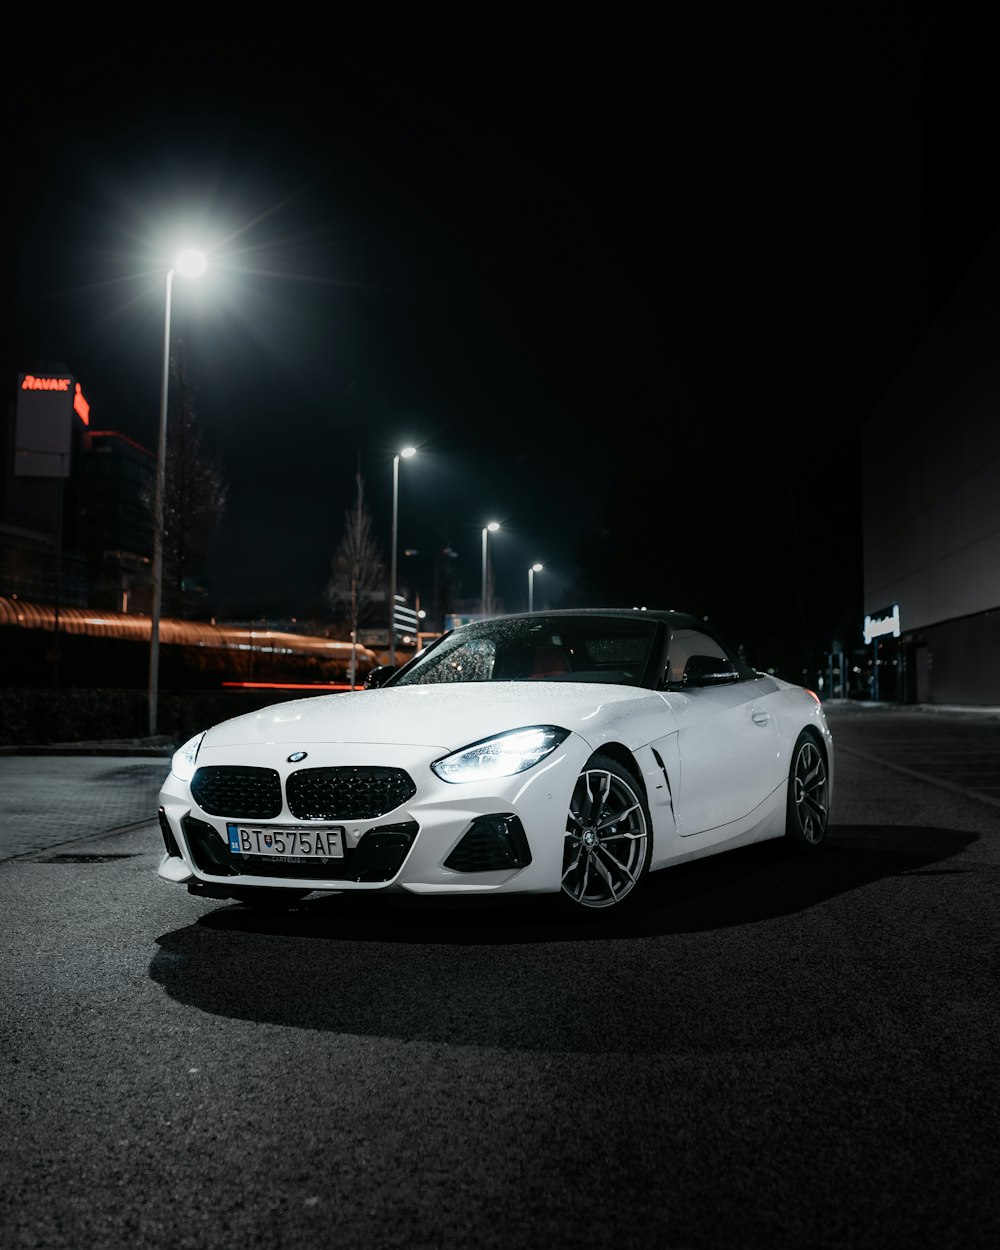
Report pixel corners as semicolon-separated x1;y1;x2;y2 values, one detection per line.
158;807;181;857
181;816;418;883
444;814;532;873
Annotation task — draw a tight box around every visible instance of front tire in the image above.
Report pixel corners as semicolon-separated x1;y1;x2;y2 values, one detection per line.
785;731;829;850
560;754;652;913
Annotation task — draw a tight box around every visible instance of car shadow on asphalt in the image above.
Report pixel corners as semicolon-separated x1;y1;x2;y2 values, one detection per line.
173;822;976;942
149;824;979;1052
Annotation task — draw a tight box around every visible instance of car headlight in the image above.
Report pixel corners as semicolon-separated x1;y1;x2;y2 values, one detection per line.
431;726;569;783
171;731;206;782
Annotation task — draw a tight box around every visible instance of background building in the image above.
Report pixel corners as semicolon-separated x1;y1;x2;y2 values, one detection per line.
1;370;154;611
863;226;1000;705
76;429;155;612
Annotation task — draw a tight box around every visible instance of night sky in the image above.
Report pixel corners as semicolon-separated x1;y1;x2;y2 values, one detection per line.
2;8;995;677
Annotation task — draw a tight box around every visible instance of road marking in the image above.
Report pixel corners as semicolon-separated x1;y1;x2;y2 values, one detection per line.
836;743;1000;811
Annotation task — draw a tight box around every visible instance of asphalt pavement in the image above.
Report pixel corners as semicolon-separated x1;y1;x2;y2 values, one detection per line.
0;754;170;861
2;698;999;1250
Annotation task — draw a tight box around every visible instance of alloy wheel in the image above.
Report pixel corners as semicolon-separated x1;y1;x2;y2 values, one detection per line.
792;739;828;843
562;764;649;909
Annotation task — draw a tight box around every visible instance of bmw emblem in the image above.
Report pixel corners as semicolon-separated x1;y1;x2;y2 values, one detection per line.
288;751;308;763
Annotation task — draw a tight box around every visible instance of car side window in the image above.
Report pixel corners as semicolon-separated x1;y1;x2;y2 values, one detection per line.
665;629;736;685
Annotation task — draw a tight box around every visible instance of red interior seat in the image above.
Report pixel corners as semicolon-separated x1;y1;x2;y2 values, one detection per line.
528;646;572;677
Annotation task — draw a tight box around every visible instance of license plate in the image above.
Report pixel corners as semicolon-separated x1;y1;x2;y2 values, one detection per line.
226;824;345;859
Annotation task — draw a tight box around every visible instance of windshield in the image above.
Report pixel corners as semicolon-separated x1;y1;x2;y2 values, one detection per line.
392;616;661;687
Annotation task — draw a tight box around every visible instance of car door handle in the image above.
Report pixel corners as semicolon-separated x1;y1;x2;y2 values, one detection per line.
751;710;770;726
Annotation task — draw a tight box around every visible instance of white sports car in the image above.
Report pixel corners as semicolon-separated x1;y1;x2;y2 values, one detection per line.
157;609;833;915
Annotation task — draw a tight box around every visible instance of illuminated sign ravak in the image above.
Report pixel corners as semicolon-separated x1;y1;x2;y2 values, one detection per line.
21;375;70;391
19;375;90;425
864;603;901;645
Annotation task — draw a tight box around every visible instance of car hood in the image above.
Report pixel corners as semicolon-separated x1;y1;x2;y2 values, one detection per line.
201;682;657;752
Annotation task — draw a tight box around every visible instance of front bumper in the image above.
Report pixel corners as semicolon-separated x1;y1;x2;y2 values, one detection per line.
156;736;589;898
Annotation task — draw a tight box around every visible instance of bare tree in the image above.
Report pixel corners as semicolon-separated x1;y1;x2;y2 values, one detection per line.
326;470;385;687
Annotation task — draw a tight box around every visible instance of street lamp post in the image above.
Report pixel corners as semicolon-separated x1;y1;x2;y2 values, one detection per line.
528;562;543;613
148;249;206;737
389;446;416;665
481;521;500;617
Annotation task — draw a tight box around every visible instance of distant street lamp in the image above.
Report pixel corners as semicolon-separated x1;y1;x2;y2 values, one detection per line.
389;446;417;663
528;562;543;613
148;248;207;737
481;521;500;617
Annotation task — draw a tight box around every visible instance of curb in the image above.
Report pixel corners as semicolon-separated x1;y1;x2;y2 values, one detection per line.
13;746;174;757
823;699;1000;719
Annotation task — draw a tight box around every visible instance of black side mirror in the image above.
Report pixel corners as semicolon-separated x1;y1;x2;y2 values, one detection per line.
680;654;740;689
364;664;397;690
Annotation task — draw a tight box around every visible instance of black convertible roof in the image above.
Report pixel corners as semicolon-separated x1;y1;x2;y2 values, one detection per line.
463;608;706;631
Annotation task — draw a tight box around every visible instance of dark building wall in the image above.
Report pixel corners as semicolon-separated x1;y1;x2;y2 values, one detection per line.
77;431;154;610
864;225;1000;643
77;431;153;555
914;611;1000;706
2;385;155;609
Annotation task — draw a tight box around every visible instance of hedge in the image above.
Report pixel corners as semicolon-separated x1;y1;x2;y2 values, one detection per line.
0;687;330;749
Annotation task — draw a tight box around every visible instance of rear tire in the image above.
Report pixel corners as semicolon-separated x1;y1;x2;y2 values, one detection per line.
784;731;829;850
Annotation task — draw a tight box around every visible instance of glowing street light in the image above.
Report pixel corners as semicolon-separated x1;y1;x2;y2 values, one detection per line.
528;562;543;613
389;446;417;663
481;521;500;617
148;248;207;736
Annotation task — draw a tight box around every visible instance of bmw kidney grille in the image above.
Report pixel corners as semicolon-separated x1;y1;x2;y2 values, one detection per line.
191;764;416;821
